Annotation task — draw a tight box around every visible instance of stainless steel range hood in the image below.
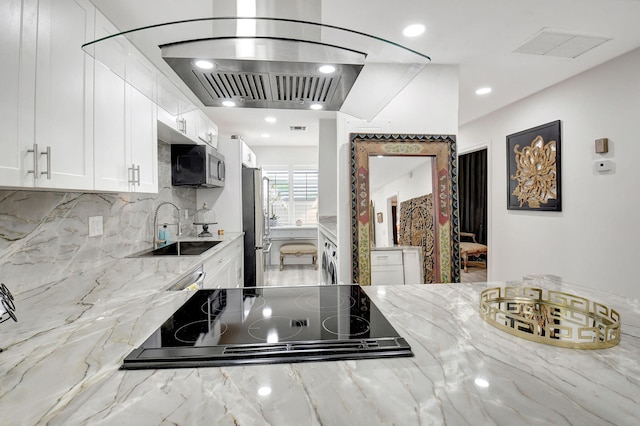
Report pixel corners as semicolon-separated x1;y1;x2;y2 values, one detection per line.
160;38;365;110
82;17;430;120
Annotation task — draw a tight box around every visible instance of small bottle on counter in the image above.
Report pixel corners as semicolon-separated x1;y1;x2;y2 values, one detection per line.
164;224;171;245
158;225;165;244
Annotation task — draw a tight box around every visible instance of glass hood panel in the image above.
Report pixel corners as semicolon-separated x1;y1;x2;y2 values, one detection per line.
83;17;431;119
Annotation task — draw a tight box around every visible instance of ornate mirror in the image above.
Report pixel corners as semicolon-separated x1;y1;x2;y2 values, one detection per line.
350;134;460;285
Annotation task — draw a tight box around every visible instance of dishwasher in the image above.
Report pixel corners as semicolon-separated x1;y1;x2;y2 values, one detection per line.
166;265;206;291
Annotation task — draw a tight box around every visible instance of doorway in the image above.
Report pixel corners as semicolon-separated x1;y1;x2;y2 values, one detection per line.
458;148;488;282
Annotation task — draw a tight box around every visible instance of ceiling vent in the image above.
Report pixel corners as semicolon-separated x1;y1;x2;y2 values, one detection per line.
289;126;307;132
514;30;611;58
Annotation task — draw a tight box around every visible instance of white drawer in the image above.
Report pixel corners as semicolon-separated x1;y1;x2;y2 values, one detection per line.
370;250;403;266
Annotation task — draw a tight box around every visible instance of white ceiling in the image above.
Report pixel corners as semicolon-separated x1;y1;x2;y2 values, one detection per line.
90;0;640;148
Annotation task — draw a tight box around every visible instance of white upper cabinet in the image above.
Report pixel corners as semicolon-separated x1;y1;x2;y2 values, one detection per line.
196;110;219;149
126;83;158;193
241;140;257;168
0;0;95;190
33;0;95;189
0;0;31;187
93;12;158;193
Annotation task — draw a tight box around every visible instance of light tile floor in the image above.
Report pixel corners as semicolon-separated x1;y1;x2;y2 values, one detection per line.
265;262;488;286
264;265;321;286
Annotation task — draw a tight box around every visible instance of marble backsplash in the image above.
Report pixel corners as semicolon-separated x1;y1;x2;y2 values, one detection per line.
0;141;197;295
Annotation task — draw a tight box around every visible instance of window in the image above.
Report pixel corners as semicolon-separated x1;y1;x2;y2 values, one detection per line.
263;167;318;225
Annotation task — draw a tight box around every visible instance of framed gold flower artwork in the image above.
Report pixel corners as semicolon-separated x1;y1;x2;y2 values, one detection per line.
506;120;562;211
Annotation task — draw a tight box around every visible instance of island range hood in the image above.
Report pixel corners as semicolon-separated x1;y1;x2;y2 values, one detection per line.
160;37;366;111
83;15;430;120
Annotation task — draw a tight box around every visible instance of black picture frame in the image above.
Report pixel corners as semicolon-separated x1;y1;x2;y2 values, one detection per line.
506;120;561;211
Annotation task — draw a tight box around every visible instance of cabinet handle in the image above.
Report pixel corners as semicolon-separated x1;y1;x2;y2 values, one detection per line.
176;117;187;134
181;118;187;134
135;164;141;186
128;164;140;186
27;144;39;178
41;146;51;180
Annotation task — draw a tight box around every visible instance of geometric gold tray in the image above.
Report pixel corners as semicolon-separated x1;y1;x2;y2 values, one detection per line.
479;287;620;349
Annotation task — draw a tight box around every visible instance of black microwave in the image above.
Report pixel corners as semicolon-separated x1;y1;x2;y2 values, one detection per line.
171;144;225;188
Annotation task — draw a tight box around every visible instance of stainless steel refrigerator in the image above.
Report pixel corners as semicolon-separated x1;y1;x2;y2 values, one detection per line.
242;167;271;287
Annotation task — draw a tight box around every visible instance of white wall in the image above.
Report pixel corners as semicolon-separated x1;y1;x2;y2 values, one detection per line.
196;137;243;232
252;146;318;167
337;64;460;283
318;118;338;217
458;48;640;300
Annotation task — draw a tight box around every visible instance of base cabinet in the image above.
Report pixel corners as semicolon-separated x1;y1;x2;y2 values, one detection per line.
202;238;244;289
371;247;423;285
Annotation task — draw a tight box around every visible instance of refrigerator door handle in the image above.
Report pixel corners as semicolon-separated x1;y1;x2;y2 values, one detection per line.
263;176;270;236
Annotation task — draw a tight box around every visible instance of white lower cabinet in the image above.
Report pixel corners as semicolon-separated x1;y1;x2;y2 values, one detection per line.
371;247;424;285
371;250;405;285
202;238;244;289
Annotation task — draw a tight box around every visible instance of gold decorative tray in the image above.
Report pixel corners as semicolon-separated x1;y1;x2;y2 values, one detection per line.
479;287;620;349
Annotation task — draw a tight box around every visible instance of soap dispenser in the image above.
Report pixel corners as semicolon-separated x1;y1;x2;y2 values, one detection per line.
194;203;217;237
158;224;170;247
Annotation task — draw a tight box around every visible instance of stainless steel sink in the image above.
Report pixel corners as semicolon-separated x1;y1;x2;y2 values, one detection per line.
129;240;222;257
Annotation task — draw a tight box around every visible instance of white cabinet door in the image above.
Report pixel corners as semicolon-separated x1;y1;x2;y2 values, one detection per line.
180;109;199;142
196;110;218;148
127;85;158;193
0;0;94;190
242;141;256;167
371;250;405;285
93;12;127;192
33;0;95;190
94;11;157;193
202;239;244;289
94;61;128;191
402;248;423;284
0;0;34;187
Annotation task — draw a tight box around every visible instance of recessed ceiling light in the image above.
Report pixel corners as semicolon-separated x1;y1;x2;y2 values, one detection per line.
403;24;425;37
475;87;492;95
310;104;323;110
261;133;270;138
222;100;236;107
318;65;336;74
265;116;277;123
194;60;215;70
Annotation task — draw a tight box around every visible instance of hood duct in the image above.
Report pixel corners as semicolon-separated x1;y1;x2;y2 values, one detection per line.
161;38;365;110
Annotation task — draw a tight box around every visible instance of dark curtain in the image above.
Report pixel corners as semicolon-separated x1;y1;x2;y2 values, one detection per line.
459;149;488;244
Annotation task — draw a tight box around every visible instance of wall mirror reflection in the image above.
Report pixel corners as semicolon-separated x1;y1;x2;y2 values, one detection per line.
350;134;460;286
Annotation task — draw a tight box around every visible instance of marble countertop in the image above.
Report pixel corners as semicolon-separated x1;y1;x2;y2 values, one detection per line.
2;269;639;424
318;216;337;243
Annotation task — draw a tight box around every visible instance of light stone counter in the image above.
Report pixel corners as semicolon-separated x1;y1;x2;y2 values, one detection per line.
1;274;639;425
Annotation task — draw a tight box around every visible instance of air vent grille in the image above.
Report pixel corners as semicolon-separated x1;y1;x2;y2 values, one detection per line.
273;75;338;103
289;126;308;132
162;56;364;110
514;30;611;59
197;71;270;101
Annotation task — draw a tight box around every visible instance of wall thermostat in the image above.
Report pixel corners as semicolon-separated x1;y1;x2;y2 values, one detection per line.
595;138;609;154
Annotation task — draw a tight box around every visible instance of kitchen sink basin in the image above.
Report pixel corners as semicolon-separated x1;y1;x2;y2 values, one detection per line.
130;240;222;257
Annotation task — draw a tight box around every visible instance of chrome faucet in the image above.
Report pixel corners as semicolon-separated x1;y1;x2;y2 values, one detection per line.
153;202;181;249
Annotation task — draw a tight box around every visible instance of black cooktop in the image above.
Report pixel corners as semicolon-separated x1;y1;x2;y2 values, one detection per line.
122;285;413;369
